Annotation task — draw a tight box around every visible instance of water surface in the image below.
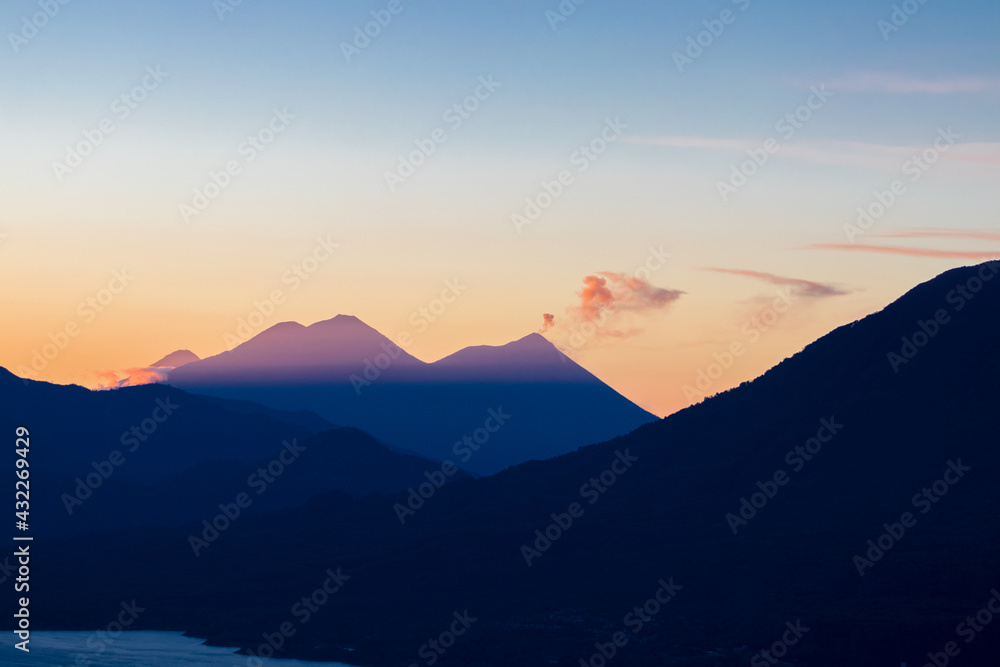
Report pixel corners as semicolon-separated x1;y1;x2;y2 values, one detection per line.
0;631;359;666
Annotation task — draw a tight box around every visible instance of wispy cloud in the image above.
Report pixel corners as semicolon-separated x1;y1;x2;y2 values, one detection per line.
872;228;1000;242
626;135;908;170
827;71;1000;95
946;144;1000;164
625;136;1000;169
625;136;751;152
702;268;850;297
804;243;1000;260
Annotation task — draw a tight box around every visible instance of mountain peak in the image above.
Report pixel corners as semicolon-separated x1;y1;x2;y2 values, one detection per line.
168;314;424;380
150;350;200;368
252;320;307;340
307;314;377;331
317;314;362;324
511;332;555;347
431;331;590;383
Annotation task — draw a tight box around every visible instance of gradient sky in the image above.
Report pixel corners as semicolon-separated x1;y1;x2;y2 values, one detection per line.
1;0;998;416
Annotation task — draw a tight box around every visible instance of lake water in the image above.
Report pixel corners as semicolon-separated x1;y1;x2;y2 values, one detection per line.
0;631;359;666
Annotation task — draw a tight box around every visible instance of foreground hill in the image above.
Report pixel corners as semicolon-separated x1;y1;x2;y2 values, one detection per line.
167;315;658;474
24;262;1000;665
0;376;460;535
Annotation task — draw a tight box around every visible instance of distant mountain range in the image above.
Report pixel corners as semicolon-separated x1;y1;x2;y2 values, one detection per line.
0;313;657;535
166;315;658;474
26;263;1000;665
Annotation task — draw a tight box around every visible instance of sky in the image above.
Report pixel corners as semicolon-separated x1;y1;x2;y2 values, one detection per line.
1;0;998;417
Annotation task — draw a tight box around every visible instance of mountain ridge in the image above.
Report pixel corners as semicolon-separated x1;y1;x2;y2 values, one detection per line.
167;317;657;474
26;262;1000;666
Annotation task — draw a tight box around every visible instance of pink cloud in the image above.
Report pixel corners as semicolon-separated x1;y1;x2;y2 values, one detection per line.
703;268;850;297
545;272;684;344
624;135;1000;170
828;71;1000;94
804;243;1000;259
92;366;172;390
872;228;1000;242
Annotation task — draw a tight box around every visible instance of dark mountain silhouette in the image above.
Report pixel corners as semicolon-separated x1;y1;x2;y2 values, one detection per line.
0;372;315;483
0;374;460;535
197;394;338;433
168;317;658;475
156;426;466;511
22;262;1000;666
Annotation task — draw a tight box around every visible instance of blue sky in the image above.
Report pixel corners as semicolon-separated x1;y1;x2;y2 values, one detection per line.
5;0;998;145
